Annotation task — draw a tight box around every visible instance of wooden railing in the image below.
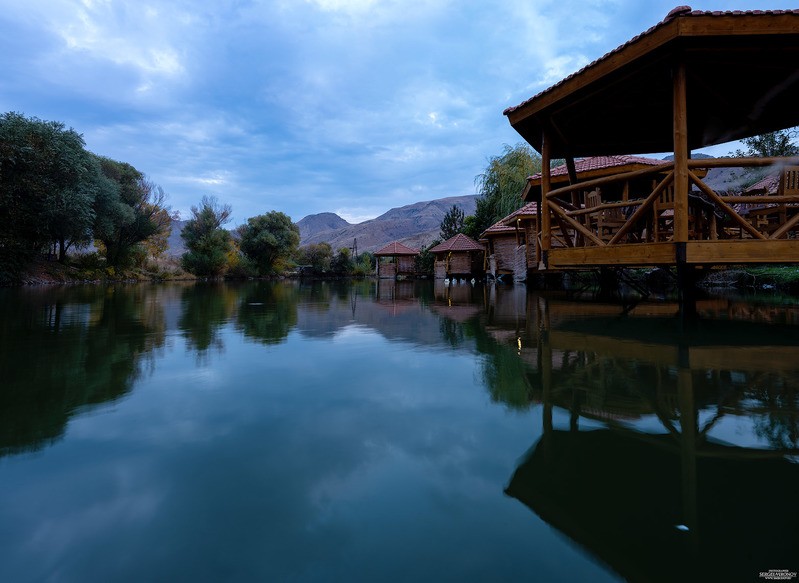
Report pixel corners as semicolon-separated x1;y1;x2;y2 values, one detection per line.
539;157;799;249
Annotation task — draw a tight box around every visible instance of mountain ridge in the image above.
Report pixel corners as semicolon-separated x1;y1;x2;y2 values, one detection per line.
298;195;478;253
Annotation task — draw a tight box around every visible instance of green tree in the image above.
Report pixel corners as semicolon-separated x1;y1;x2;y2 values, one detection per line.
0;112;99;268
465;143;542;239
181;196;233;276
352;251;375;276
296;242;333;273
93;156;171;267
330;247;353;275
239;211;300;275
415;239;440;276
440;204;465;240
733;128;799;158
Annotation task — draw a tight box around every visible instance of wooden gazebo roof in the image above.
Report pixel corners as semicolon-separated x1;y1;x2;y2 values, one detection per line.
429;233;484;254
527;155;663;185
505;7;799;158
481;202;540;239
374;241;419;256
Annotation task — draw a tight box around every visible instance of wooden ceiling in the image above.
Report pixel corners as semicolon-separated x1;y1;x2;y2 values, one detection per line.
504;9;799;158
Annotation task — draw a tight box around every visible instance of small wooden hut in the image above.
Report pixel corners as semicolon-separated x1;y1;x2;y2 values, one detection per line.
481;202;538;281
429;233;485;280
374;241;419;279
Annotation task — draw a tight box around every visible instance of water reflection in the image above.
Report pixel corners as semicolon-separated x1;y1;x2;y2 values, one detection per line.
0;285;171;455
483;290;799;581
0;281;797;581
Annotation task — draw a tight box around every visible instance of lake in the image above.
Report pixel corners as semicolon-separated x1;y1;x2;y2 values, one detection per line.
0;280;797;582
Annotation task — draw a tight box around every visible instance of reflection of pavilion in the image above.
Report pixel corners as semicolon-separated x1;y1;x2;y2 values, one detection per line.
495;294;799;582
506;427;799;583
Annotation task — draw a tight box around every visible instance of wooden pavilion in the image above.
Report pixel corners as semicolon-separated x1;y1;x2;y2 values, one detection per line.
504;7;799;283
374;241;419;279
429;233;485;280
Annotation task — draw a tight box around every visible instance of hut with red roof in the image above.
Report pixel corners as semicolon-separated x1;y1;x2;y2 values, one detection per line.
374;241;419;279
480;202;538;282
429;233;485;280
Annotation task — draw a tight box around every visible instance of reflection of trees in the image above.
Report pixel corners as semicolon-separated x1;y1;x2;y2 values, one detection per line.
236;282;298;345
0;285;167;456
178;282;238;356
748;374;799;449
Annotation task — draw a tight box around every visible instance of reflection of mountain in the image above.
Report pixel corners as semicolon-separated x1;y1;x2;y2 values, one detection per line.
0;285;173;456
292;280;450;349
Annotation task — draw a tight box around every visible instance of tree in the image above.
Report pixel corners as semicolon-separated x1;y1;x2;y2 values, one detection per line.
440;204;465;240
238;211;300;275
296;243;333;273
93;156;171;267
330;247;353;275
415;239;440;276
0;112;99;266
733;128;799;158
465;143;542;239
181;196;233;276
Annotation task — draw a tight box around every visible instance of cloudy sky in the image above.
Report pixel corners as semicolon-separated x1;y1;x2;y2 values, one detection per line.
0;1;786;226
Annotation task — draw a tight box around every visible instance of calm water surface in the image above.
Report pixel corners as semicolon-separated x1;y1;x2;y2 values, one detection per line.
0;280;797;582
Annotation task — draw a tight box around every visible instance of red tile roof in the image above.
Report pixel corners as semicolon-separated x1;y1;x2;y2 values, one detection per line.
745;173;780;195
528;155;662;181
429;233;484;253
374;241;419;256
504;7;799;117
481;202;539;237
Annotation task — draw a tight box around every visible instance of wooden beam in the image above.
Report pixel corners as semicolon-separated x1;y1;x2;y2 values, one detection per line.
550;211;575;247
769;211;799;240
608;172;674;245
546;162;673;200
549;201;604;246
673;60;689;243
547;242;676;268
688;156;799;169
541;131;552;262
686;240;799;263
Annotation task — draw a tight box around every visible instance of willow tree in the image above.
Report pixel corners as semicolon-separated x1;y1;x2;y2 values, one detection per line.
465;143;542;239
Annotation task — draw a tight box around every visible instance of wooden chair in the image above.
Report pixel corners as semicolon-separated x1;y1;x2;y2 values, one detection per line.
583;188;602;231
748;166;798;236
598;206;627;242
652;184;703;241
652;184;675;241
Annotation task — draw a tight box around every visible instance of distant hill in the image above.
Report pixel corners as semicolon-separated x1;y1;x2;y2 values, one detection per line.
298;195;478;253
296;212;351;242
166;219;187;257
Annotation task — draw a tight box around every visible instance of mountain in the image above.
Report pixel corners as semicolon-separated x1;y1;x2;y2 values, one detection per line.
296;212;351;241
298;195;478;253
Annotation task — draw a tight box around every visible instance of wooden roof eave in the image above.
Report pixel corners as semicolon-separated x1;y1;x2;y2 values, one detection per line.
506;11;799;157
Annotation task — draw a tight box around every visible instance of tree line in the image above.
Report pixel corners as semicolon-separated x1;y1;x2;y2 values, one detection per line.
0;112;375;282
0;112;174;280
181;195;375;278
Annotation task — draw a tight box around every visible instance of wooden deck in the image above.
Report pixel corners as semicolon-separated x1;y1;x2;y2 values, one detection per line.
539;157;799;269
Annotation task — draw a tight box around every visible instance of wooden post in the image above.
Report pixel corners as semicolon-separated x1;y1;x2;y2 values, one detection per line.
541;131;552;268
566;155;580;208
673;60;689;243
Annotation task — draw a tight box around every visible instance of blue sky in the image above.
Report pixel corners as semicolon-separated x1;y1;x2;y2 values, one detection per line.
0;1;787;226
